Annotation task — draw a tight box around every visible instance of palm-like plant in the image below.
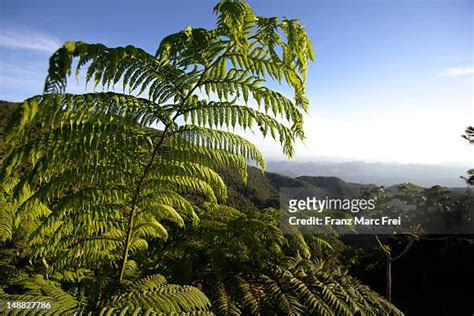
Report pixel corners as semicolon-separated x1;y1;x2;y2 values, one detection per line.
0;1;314;313
1;1;311;281
0;2;404;314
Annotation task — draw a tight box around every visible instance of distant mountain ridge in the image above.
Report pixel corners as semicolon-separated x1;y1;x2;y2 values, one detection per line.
220;165;472;214
266;160;469;188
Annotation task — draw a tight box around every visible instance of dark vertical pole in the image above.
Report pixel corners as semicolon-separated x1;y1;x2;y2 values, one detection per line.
386;255;392;302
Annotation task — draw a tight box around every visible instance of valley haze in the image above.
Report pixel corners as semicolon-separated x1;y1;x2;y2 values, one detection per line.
266;160;470;188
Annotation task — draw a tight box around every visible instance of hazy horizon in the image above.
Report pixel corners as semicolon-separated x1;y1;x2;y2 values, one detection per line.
264;159;471;188
264;156;472;168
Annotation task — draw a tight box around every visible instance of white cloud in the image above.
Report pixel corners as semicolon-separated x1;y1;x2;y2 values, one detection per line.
244;108;473;165
440;66;474;77
0;28;61;53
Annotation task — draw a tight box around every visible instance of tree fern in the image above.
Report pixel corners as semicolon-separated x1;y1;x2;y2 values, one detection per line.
0;2;404;315
1;1;313;285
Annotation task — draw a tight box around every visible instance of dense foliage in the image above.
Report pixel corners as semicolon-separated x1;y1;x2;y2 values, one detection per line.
0;1;402;315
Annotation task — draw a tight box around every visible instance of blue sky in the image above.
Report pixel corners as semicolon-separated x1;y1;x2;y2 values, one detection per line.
0;0;472;165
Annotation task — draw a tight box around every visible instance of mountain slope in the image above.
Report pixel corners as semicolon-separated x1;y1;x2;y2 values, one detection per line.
220;165;375;212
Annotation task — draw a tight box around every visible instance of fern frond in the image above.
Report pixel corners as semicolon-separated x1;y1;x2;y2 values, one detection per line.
105;274;212;313
0;275;80;315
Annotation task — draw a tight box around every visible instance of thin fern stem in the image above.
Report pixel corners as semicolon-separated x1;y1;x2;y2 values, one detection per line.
118;43;235;283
